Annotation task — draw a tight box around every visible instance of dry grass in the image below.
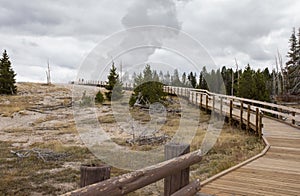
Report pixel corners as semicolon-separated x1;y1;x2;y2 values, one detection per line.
0;83;265;195
0;140;127;195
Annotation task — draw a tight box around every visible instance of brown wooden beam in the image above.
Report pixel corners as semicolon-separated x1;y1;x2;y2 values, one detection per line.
64;150;202;196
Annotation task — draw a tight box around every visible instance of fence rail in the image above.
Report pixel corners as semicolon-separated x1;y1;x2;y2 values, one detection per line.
68;81;299;195
164;86;300;128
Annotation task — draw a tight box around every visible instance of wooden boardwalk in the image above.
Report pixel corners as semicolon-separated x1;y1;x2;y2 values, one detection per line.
201;115;300;195
75;83;300;195
164;86;300;195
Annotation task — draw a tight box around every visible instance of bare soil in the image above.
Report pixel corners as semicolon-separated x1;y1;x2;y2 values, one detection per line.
0;83;264;195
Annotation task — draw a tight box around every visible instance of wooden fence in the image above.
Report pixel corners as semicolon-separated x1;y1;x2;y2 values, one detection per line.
64;144;202;196
164;86;300;129
68;82;299;195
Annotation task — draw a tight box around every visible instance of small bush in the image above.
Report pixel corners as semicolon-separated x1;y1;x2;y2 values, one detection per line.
80;91;92;107
95;90;104;104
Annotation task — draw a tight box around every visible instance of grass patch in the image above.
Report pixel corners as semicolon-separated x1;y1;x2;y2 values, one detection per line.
98;114;116;124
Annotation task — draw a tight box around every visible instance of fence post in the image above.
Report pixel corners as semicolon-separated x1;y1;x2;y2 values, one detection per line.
164;143;190;196
229;100;233;125
292;112;296;125
191;92;194;104
256;108;259;134
240;101;243;129
200;94;203;109
80;164;111;188
205;94;208;113
212;95;215;114
195;93;198;105
247;104;251;132
259;112;263;138
220;97;223;117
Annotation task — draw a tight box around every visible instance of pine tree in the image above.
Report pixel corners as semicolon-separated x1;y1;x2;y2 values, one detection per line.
286;27;300;95
129;65;166;107
198;67;208;90
171;69;181;86
296;28;300;65
181;72;187;87
0;50;17;95
238;64;255;99
188;72;197;88
286;28;297;67
105;62;123;101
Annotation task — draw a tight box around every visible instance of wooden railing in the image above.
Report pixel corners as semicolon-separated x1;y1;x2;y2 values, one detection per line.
64;144;202;196
70;82;299;195
164;86;300;129
164;86;264;136
75;80;299;129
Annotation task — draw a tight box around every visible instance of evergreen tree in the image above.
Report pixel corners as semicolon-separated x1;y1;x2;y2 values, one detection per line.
0;50;17;95
129;65;166;107
163;71;171;85
238;64;255;99
286;28;298;67
105;62;123;101
286;27;300;95
198;67;208;90
296;27;300;66
159;71;164;82
181;72;187;87
221;66;233;95
188;72;197;88
171;69;182;86
153;70;159;82
95;90;104;104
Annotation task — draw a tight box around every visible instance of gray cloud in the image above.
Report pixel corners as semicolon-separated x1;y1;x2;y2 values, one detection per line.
0;0;299;82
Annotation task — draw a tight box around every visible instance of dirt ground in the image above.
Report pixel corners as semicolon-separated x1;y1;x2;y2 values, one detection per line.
0;83;264;195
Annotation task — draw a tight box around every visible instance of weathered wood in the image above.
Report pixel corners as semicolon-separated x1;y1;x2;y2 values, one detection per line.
212;95;215;113
247;104;251;132
65;150;202;196
191;92;194;104
164;144;190;196
205;94;208;113
200;94;203;109
80;165;111;188
220;97;223;117
229;100;233;125
171;179;201;196
259;112;263;138
240;101;243;129
256;108;259;133
292;112;296;125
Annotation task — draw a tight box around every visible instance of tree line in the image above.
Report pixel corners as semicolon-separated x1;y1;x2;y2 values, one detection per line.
104;27;300;105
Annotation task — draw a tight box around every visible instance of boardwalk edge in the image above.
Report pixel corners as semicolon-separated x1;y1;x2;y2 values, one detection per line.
201;136;270;186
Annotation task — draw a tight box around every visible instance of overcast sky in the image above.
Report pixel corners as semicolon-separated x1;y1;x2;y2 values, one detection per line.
1;0;299;83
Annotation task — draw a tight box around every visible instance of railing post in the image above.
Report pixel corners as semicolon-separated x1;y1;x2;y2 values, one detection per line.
164;143;190;196
292;112;296;125
195;93;198;105
247;104;251;132
229;100;233;125
200;94;203;109
212;95;215;113
220;97;223;117
240;101;243;129
256;108;259;134
80;164;111;188
191;92;194;104
259;112;263;138
205;94;208;113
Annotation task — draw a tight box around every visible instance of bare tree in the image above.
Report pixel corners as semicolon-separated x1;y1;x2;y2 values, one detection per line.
46;59;51;85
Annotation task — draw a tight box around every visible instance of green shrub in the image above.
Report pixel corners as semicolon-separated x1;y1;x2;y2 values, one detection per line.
95;90;104;104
